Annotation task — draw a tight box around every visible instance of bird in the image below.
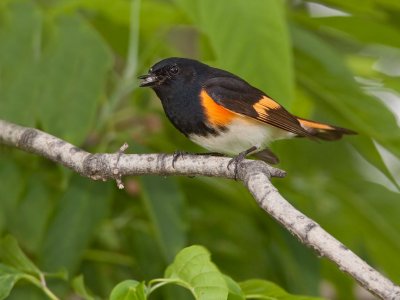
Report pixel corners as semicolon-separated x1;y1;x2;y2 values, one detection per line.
138;57;356;169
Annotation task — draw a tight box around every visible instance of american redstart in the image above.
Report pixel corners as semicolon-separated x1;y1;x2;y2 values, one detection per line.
139;57;355;166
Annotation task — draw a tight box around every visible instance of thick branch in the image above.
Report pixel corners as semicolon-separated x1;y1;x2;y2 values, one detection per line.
1;119;399;300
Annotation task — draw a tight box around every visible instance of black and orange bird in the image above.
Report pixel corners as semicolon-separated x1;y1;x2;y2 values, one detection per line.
139;57;355;167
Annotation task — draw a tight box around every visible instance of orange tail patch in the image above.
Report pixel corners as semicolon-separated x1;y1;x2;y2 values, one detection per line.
297;117;356;141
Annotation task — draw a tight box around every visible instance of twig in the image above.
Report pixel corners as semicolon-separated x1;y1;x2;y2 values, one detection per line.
0;119;399;300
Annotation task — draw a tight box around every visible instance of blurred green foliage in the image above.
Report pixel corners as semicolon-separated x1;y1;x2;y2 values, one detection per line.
0;0;400;299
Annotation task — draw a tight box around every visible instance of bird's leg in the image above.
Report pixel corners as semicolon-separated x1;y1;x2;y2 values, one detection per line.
228;146;258;179
172;151;225;168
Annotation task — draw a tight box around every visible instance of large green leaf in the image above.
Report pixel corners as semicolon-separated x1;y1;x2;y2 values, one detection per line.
40;176;111;274
313;16;400;49
0;0;112;145
165;245;228;300
140;176;186;262
174;0;294;106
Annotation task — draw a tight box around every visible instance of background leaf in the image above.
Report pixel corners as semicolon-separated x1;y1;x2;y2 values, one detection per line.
174;0;294;106
240;279;323;300
0;265;24;300
140;176;186;262
0;0;112;145
40;176;112;275
0;236;41;276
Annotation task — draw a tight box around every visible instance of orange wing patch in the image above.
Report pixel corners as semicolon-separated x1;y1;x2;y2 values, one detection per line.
298;119;334;130
252;96;281;119
200;90;235;126
256;96;281;110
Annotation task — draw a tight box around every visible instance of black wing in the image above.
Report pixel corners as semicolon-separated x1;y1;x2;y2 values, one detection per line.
203;76;312;137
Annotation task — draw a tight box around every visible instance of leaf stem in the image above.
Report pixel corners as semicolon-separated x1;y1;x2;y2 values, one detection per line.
96;0;141;132
147;278;186;295
22;274;60;300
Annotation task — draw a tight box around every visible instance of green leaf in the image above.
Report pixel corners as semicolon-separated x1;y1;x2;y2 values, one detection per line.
326;181;400;280
314;16;400;49
40;176;111;274
0;236;41;277
110;280;147;300
292;26;400;170
72;275;94;300
310;0;381;17
224;275;245;300
140;177;186;262
37;15;112;144
165;245;228;300
0;0;42;127
240;279;322;300
0;159;22;233
8;175;54;253
174;0;294;106
0;264;24;300
350;136;399;190
0;0;112;145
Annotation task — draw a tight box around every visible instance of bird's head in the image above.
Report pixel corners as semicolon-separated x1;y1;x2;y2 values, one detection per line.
138;57;208;91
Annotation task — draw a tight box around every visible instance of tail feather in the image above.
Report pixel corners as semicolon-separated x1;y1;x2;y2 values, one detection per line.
297;117;357;141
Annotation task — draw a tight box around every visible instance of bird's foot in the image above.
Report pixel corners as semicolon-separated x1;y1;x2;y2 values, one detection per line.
227;146;257;179
172;150;189;168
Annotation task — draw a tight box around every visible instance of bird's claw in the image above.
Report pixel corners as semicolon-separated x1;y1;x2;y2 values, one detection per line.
227;153;247;180
172;150;188;168
227;146;257;180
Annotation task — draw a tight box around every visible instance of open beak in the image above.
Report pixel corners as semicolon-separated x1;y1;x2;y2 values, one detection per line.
138;73;158;87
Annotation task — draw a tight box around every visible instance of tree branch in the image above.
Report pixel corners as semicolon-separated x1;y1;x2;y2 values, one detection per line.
0;119;399;300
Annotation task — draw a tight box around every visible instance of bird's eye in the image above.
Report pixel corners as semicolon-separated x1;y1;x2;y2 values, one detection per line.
169;65;179;75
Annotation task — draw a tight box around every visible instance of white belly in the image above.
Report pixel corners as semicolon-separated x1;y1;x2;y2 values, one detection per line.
189;118;293;155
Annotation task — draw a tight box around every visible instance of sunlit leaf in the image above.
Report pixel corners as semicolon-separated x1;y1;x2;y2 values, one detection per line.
110;280;147;300
165;245;228;300
224;275;245;300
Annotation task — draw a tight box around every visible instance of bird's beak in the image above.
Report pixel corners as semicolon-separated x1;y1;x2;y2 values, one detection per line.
138;73;158;87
